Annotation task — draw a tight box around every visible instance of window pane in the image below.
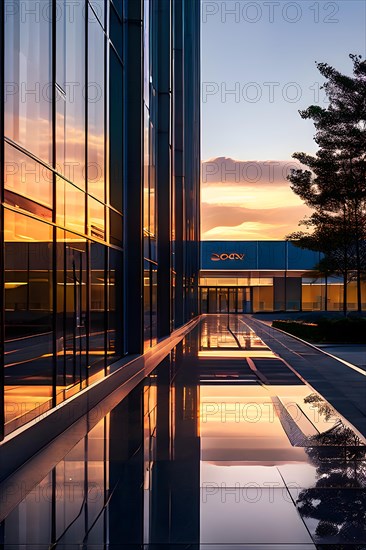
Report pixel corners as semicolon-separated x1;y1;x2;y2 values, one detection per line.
88;196;105;239
149;122;156;236
55;231;88;401
89;0;105;27
110;4;123;59
143;106;150;233
4;210;53;432
56;177;86;234
108;248;123;364
90;242;106;376
56;0;86;189
143;0;150;107
4;0;52;164
88;8;105;201
112;0;123;19
4;143;53;208
109;48;123;214
144;261;151;349
109;209;123;247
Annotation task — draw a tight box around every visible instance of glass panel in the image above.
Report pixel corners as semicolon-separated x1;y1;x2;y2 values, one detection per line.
109;209;123;247
109;49;123;214
144;262;151;349
89;0;105;27
110;3;123;59
151;265;157;346
112;0;123;19
90;242;106;377
143;0;150;107
56;0;85;189
245;287;252;312
143;106;150;234
4;210;53;433
201;288;208;314
108;248;123;364
88;196;105;240
88;8;105;201
208;288;217;313
56;88;66;171
4;143;53;209
56;230;87;398
56;177;86;235
56;0;66;89
253;286;274;312
229;288;237;313
4;0;52;164
149;122;156;236
218;289;228;313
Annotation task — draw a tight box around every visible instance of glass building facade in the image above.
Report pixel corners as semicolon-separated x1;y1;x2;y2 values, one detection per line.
0;0;200;440
200;241;366;313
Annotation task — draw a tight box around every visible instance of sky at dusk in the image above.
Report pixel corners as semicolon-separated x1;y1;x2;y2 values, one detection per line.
201;0;366;240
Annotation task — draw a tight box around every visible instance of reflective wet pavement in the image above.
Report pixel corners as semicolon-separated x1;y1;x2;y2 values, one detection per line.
1;315;366;549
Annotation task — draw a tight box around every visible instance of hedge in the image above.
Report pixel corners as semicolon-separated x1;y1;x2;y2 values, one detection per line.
272;318;366;343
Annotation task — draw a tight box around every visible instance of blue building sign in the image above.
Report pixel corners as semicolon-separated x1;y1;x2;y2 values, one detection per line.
201;241;321;271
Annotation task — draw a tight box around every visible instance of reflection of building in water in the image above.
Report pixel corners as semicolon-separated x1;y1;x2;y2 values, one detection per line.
1;322;365;547
0;344;201;547
0;0;200;441
297;398;366;546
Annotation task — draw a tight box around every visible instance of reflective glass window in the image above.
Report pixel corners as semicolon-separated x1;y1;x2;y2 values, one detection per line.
149;122;156;237
4;143;53;209
109;209;123;247
143;107;150;233
109;48;123;214
89;0;105;28
144;261;151;349
4;210;53;432
143;0;150;107
110;4;123;59
4;0;52;164
90;242;106;376
112;0;123;19
56;230;88;395
56;0;86;189
151;266;157;345
88;8;105;201
56;177;86;235
88;196;105;240
108;248;123;363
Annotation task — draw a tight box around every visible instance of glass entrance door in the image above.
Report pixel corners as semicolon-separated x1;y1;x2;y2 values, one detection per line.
218;289;228;313
201;287;253;314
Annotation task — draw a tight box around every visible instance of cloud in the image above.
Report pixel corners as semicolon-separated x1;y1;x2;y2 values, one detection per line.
200;157;313;240
203;221;282;240
201;184;305;210
201;203;311;233
201;157;304;186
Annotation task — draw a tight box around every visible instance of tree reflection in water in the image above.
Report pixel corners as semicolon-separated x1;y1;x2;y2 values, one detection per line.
296;394;366;548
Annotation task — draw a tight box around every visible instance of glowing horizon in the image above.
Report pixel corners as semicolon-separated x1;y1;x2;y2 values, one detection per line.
201;157;313;240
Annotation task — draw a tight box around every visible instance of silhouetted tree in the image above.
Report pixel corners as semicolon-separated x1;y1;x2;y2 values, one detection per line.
288;54;366;312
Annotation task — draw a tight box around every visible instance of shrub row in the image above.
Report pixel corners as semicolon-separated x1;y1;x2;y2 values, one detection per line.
272;318;366;343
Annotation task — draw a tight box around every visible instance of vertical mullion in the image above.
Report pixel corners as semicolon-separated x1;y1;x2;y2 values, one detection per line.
52;0;57;407
104;5;109;374
0;0;5;441
85;0;90;383
104;247;108;374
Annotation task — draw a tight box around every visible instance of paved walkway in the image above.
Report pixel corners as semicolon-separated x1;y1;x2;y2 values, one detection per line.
244;315;366;437
315;344;366;371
